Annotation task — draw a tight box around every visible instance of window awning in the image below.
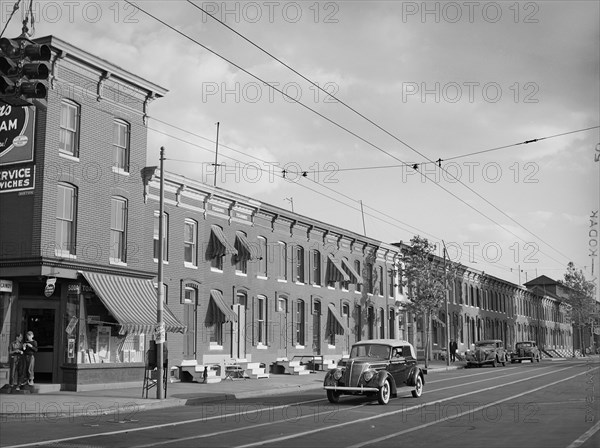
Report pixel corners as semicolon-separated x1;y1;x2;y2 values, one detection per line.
207;225;238;259
326;303;346;336
81;271;187;335
235;231;257;262
207;289;238;324
341;257;364;285
326;254;350;284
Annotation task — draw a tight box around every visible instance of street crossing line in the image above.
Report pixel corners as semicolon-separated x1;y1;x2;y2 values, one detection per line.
233;365;580;448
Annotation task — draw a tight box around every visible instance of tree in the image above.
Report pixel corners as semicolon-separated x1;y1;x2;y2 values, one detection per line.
401;236;457;367
560;262;597;355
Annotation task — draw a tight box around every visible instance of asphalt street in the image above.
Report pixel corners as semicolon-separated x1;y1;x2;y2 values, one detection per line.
0;358;598;448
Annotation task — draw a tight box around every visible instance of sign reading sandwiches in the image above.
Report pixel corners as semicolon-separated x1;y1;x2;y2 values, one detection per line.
0;105;36;193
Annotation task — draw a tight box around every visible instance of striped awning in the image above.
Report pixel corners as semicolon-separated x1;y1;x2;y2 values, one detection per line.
340;257;364;285
326;303;346;336
81;271;187;335
207;225;238;259
207;289;238;324
234;231;257;262
326;254;350;284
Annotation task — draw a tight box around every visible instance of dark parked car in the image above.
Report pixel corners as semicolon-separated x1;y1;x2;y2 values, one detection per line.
323;339;426;405
510;341;541;363
465;339;509;368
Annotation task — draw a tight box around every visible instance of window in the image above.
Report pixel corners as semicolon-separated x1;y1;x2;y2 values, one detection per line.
295;300;305;346
377;266;384;296
184;219;197;266
388;269;395;298
183;286;197;304
235;231;248;274
379;308;385;339
56;183;77;255
278;242;287;280
110;197;127;262
153;211;169;261
113;119;130;171
257;295;267;345
311;250;321;285
59;100;80;157
389;308;395;339
294;246;305;283
368;306;375;339
366;263;374;294
342;303;350;348
354;260;361;292
355;305;362;341
277;296;288;313
257;236;267;277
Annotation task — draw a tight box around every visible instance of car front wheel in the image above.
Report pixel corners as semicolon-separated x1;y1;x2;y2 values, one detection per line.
327;390;341;403
411;375;423;398
378;379;391;405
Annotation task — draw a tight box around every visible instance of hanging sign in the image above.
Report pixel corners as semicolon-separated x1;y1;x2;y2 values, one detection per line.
44;278;56;297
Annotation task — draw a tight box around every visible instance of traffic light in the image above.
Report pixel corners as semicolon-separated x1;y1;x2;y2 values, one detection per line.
0;37;50;105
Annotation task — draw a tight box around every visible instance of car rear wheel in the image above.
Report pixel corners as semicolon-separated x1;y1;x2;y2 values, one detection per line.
378;379;391;405
411;375;423;398
327;390;341;404
492;357;498;367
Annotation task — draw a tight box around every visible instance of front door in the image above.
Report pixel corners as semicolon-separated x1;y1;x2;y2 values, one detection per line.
232;304;246;360
20;307;58;383
312;301;321;355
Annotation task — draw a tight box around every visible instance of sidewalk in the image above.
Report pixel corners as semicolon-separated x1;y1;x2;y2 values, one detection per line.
0;360;464;420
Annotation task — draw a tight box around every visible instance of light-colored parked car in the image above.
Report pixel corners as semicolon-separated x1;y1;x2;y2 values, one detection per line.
323;339;426;405
465;339;509;368
510;341;541;363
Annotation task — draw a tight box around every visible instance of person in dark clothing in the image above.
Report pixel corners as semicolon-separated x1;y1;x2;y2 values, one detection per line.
22;331;38;386
449;339;458;362
8;333;24;388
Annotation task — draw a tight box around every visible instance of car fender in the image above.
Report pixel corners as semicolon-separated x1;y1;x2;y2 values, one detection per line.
407;367;424;387
375;370;397;395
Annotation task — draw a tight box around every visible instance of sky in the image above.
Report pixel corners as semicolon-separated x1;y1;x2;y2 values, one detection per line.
2;0;599;288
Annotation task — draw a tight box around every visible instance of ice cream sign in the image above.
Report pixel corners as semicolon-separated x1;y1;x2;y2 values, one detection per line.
0;105;35;193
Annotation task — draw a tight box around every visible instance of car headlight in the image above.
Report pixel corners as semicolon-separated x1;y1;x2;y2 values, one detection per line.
333;369;343;380
363;370;374;382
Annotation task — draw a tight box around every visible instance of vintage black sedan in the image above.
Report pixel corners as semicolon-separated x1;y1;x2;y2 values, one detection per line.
510;341;541;363
323;339;425;405
465;339;509;368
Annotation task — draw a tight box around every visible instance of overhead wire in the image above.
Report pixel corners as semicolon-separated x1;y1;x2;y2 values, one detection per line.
187;0;584;267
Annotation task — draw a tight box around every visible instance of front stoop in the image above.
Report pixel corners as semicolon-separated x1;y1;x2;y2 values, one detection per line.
236;360;270;379
179;360;222;384
276;360;310;375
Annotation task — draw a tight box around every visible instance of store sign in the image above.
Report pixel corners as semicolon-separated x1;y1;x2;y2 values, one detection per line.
44;278;56;297
0;279;13;293
0;105;35;165
65;316;78;335
155;322;166;344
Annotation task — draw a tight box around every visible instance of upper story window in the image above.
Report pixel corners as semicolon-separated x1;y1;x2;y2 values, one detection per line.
184;219;197;266
366;262;374;294
59;100;80;157
153;211;169;262
56;183;77;255
278;242;287;280
110;196;128;263
311;249;321;286
388;269;395;298
294;245;305;283
354;260;362;292
377;265;384;296
113;119;130;172
257;236;267;277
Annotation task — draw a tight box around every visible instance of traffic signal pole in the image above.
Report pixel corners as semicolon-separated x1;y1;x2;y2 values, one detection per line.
157;146;165;399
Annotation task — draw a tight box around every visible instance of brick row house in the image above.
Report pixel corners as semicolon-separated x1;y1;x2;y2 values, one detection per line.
0;35;574;390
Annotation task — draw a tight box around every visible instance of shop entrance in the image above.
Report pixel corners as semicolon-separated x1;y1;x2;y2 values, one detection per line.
20;307;58;383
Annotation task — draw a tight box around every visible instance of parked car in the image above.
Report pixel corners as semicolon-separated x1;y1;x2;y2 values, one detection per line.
465;339;508;368
323;339;426;405
510;341;541;363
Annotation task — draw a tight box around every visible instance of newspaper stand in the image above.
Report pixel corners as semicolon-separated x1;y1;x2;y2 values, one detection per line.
142;341;168;398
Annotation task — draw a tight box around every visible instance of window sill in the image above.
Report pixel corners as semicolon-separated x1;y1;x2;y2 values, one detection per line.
184;263;198;269
295;281;305;286
153;259;169;264
55;251;76;260
328;344;336;349
111;167;130;176
312;284;322;288
256;275;268;280
209;344;223;351
277;279;288;283
236;272;248;277
295;345;305;350
58;152;79;162
210;267;223;273
109;259;127;266
257;344;268;350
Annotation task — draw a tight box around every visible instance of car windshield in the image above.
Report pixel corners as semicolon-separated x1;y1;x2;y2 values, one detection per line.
516;342;533;348
350;344;391;359
475;342;496;349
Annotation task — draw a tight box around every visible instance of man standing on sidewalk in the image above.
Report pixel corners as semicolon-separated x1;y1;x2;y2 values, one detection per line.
8;333;24;388
22;331;38;386
449;339;458;362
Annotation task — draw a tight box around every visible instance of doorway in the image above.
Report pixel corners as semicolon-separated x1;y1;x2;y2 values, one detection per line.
21;307;58;383
312;301;321;355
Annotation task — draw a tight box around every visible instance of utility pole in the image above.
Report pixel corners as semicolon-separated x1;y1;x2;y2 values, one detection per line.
157;146;165;399
285;197;294;213
360;200;367;236
213;122;220;187
443;240;450;367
